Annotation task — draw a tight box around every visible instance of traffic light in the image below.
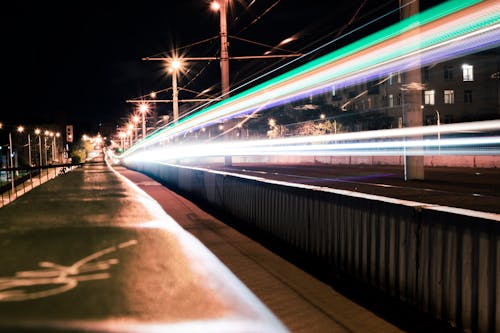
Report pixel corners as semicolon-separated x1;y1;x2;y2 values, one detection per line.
66;125;73;143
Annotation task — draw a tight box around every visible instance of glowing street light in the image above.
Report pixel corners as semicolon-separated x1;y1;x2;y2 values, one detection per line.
34;129;43;167
131;115;140;142
167;58;183;123
210;0;229;97
119;131;127;150
139;103;149;139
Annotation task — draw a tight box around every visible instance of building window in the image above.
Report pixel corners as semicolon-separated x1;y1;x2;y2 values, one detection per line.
464;90;472;103
462;64;474;81
423;67;431;81
444;65;453;80
331;86;336;96
389;73;393;85
367;97;372;109
444;90;454;104
424;90;435;105
389;94;394;107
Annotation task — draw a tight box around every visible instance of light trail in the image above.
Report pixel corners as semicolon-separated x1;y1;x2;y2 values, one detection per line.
123;121;500;163
121;0;500;159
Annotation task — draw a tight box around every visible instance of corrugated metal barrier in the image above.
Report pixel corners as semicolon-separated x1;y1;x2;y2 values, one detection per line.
125;161;499;333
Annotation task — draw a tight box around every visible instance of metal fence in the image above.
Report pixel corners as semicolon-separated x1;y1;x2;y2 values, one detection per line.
126;160;499;333
0;163;82;208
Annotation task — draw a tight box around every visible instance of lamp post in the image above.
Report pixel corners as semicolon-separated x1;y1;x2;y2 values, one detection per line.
44;131;49;165
34;129;42;166
8;132;14;194
127;124;134;147
131;115;140;143
49;132;55;162
168;59;182;123
16;126;28;166
139;104;149;139
54;132;60;162
211;0;230;96
119;132;126;150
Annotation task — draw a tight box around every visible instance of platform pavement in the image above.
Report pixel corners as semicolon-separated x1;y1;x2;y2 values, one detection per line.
0;157;460;333
115;164;463;333
0;158;288;333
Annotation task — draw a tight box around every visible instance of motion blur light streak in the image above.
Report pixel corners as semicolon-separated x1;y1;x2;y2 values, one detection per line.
123;121;500;162
120;0;500;159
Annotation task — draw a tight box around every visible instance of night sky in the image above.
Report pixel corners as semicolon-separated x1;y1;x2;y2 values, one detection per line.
0;0;444;135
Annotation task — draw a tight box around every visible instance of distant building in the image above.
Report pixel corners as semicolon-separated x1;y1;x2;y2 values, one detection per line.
320;50;500;130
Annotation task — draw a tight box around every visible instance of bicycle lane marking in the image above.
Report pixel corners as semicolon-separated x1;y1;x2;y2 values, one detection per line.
0;240;137;302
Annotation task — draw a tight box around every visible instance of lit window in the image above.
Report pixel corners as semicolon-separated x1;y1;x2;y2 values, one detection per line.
424;90;435;105
388;94;394;107
462;64;473;81
331;86;336;96
444;90;454;104
389;73;393;85
464;90;472;103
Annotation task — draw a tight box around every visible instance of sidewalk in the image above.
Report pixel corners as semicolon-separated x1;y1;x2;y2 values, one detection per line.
115;165;458;333
0;159;288;333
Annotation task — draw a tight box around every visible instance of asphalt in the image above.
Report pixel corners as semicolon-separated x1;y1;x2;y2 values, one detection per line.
0;156;465;333
0;158;288;333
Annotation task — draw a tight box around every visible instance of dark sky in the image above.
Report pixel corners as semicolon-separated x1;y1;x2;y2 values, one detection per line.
0;0;444;134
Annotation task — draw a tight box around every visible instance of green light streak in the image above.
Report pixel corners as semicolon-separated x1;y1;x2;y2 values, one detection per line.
122;0;491;157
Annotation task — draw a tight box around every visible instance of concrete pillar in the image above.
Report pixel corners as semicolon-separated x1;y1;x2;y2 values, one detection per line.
400;0;424;180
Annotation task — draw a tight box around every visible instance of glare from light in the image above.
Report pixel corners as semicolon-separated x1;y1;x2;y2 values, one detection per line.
210;1;221;11
17;126;24;133
171;59;182;70
139;103;149;113
279;37;295;45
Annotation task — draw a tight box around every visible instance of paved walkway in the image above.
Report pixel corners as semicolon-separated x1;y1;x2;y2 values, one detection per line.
0;159;287;333
115;165;459;333
0;157;462;332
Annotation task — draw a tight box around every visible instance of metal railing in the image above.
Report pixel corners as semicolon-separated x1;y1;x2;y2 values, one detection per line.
126;160;500;333
0;163;83;208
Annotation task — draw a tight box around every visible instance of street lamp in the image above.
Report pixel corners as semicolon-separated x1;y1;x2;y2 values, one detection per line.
119;132;126;150
44;130;49;165
211;0;230;94
139;103;149;139
54;132;60;162
17;125;33;168
211;0;230;97
131;115;140;142
168;58;183;123
34;129;43;167
8;131;14;193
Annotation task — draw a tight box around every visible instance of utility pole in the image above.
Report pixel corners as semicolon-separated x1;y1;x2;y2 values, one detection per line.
219;0;230;97
400;0;424;180
8;133;14;194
